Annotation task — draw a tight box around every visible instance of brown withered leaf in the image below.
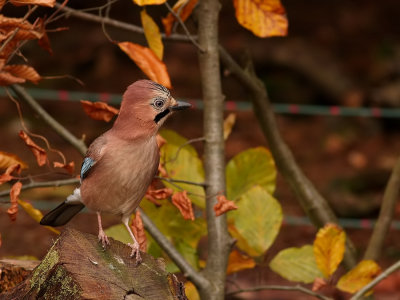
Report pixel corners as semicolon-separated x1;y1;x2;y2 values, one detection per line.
80;100;119;122
312;277;327;292
226;249;256;274
53;161;75;175
162;0;198;36
118;42;171;89
171;190;194;220
145;181;173;205
0;151;28;170
0;163;21;185
7;181;22;221
0;71;26;85
36;18;53;55
130;210;147;252
9;0;55;7
156;134;167;148
214;195;238;216
3;64;41;84
18;131;47;167
0;0;5;10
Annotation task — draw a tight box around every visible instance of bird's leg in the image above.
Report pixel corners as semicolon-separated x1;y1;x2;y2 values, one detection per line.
122;215;142;264
97;212;109;248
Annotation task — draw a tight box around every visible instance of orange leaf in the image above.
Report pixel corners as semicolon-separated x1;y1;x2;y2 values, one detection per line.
80;100;119;122
156;134;167;148
130;210;147;252
3;64;41;84
312;277;327;292
7;181;22;221
118;42;171;89
162;0;198;36
214;195;238;216
0;164;21;184
0;71;26;85
233;0;288;38
36;18;53;55
18;130;47;167
227;249;256;274
9;0;55;7
0;151;28;170
145;182;173;206
171;190;194;220
132;0;166;6
53;161;75;175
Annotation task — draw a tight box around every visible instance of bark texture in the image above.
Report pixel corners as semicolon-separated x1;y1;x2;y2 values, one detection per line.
1;228;187;300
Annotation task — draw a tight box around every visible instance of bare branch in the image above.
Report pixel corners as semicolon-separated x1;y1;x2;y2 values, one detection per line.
155;176;206;187
138;208;209;289
350;260;400;300
364;155;400;260
54;2;191;42
218;45;357;268
9;84;87;156
226;284;333;300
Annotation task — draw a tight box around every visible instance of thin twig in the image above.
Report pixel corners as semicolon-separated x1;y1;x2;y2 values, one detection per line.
155;176;206;187
364;154;400;260
0;178;79;198
9;84;87;156
164;136;205;164
226;284;333;300
164;2;204;52
138;208;209;289
53;2;191;42
350;260;400;300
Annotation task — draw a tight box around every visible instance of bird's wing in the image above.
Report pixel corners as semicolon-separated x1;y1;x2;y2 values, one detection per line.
80;134;107;182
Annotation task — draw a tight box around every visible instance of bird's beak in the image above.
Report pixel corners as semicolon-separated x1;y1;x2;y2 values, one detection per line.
170;98;192;111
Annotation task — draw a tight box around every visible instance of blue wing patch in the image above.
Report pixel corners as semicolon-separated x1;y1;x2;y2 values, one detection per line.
80;157;96;182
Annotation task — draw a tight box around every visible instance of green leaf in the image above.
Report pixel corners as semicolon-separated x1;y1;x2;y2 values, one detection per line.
228;185;282;257
226;147;276;201
160;129;205;208
269;245;324;283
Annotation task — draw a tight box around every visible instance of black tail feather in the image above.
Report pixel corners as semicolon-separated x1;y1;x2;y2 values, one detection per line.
40;201;85;227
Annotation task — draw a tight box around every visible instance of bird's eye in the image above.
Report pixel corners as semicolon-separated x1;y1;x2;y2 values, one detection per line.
154;99;164;109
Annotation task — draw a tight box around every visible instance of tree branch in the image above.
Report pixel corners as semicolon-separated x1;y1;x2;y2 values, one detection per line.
350;260;400;300
155;176;207;187
0;178;79;198
10;84;88;156
54;2;190;43
226;284;333;300
197;0;232;298
218;46;357;268
138;208;208;289
364;154;400;260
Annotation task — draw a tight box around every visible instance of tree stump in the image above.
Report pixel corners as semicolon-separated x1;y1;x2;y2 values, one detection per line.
1;228;187;300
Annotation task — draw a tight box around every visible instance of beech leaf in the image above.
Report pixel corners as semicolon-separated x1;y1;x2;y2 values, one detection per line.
233;0;288;38
313;223;346;278
53;161;75;175
7;181;22;221
18;131;47;166
141;9;164;60
223;113;236;140
227;249;256;274
80;100;119;122
337;260;381;294
171;190;194;220
3;64;41;84
162;0;198;36
0;151;27;170
0;164;21;184
9;0;55;7
132;0;167;6
118;42;171;89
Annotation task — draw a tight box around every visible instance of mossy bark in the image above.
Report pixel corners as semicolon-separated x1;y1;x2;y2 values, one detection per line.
1;228;187;300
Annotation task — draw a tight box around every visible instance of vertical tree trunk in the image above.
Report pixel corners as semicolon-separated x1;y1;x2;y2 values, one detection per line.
197;0;231;299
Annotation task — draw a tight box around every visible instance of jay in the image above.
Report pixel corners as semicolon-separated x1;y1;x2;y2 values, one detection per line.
40;80;191;263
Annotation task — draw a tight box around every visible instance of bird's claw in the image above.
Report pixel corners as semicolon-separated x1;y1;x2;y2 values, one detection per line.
98;231;110;249
128;242;142;265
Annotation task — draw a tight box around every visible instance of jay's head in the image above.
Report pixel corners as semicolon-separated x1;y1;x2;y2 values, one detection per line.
114;80;191;137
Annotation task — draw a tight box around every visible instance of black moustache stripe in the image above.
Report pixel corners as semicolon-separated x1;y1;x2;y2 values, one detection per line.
154;108;170;123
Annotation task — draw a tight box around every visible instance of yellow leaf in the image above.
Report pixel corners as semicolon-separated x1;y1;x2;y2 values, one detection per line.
185;281;200;300
223;113;236;140
337;260;381;294
17;199;59;234
233;0;288;38
0;151;28;170
227;249;256;274
141;10;164;60
118;42;171;89
313;224;345;278
133;0;167;6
